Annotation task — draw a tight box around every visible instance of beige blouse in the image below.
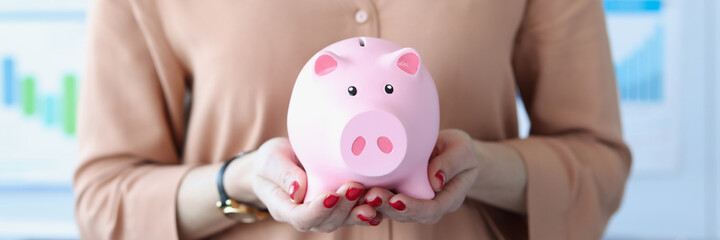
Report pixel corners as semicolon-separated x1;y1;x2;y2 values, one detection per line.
74;0;631;239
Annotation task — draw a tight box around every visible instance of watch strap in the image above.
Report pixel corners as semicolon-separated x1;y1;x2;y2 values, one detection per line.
215;150;269;223
217;152;246;209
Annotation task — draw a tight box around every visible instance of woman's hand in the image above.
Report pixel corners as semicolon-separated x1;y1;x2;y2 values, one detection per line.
363;129;481;224
251;137;382;232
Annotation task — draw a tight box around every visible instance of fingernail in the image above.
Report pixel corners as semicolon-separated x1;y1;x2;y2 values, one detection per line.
288;181;299;200
435;170;446;189
346;187;362;201
390;200;406;211
324;194;339;208
357;214;372;222
369;218;381;226
367;196;382;207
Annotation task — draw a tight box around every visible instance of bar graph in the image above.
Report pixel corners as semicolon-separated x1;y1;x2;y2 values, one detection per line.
615;27;663;102
0;3;85;192
605;0;664;103
605;0;681;175
1;56;77;135
0;3;87;237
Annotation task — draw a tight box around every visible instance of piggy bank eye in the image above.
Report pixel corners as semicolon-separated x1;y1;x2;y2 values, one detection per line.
384;84;394;94
348;86;357;96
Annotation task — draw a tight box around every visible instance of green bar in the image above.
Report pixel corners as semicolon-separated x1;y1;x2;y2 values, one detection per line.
62;74;77;135
21;76;36;116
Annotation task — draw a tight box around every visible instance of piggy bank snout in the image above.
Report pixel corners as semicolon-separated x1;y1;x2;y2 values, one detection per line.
340;110;407;177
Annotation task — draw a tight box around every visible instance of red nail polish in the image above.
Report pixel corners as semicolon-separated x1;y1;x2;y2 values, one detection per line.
367;197;382;207
288;181;299;200
390;200;406;211
357;214;372;222
324;194;339;208
346;187;362;201
369;218;381;226
435;170;446;189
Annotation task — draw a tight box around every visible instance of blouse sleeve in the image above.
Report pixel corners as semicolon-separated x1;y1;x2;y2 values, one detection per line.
73;0;193;239
503;0;632;238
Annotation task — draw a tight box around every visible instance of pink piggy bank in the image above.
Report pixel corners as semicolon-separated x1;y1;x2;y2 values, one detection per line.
287;37;439;202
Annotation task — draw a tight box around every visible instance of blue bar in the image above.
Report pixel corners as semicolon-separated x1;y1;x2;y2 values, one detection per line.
629;52;637;101
0;11;85;22
2;57;14;106
648;29;659;101
605;0;662;13
43;96;56;126
639;39;649;101
616;64;626;100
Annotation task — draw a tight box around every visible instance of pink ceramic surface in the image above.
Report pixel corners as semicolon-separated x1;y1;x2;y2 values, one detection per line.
287;37;439;202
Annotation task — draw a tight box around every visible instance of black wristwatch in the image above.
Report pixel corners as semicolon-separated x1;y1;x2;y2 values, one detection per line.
216;150;269;223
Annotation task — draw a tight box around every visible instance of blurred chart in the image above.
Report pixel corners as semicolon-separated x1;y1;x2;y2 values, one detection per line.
0;1;85;238
605;0;680;174
0;9;83;189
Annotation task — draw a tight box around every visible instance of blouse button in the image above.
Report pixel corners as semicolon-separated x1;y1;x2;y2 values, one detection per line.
355;10;368;24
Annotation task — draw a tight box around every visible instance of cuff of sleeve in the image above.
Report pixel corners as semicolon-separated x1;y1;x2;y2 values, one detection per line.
501;137;572;239
124;164;197;240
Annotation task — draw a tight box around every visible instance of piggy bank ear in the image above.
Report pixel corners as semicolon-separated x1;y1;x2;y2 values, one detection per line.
315;51;339;76
391;48;421;75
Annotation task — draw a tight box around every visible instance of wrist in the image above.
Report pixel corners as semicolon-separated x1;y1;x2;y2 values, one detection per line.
470;140;493;189
469;140;520;193
468;140;528;213
223;152;265;208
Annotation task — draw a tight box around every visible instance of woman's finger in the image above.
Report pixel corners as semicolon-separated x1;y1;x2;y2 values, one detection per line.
427;148;475;192
311;182;365;232
383;168;477;224
342;203;377;226
255;139;308;203
427;132;477;192
368;212;383;226
255;177;341;231
363;187;408;221
384;193;440;224
363;186;394;209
